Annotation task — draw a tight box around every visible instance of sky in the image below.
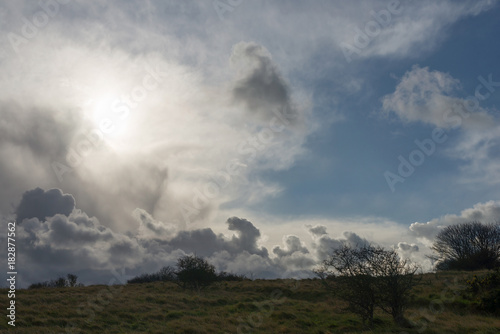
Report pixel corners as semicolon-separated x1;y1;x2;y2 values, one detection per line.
1;0;500;287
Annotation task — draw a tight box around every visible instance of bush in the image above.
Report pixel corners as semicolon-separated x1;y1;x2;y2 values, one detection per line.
29;274;83;289
465;269;500;314
316;244;420;327
127;254;248;289
430;222;500;271
175;255;218;291
217;271;247;281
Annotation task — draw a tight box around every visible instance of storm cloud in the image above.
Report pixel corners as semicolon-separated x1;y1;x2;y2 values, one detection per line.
16;188;75;222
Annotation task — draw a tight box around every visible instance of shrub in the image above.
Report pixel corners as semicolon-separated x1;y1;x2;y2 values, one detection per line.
430;222;500;271
175;255;218;291
465;269;500;314
28;274;83;289
316;244;420;327
217;271;247;281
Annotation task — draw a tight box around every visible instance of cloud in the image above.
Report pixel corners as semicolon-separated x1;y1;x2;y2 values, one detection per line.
227;216;268;257
230;42;298;124
133;208;176;238
356;0;496;59
273;235;309;257
306;224;370;261
383;66;500;185
15;188;75;222
306;224;328;237
382;66;494;129
397;242;419;253
409;200;500;241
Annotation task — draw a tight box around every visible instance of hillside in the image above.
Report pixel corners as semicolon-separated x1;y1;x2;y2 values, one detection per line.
1;271;499;333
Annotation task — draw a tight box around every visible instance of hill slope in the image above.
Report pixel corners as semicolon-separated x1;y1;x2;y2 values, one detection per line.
1;271;499;333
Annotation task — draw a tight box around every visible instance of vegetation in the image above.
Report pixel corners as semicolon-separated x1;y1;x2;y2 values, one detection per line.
464;269;500;315
1;271;500;333
315;244;420;327
174;255;219;291
127;266;176;284
127;256;247;288
429;221;500;270
28;274;83;289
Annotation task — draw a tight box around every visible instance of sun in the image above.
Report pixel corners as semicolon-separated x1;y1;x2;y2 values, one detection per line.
84;94;132;144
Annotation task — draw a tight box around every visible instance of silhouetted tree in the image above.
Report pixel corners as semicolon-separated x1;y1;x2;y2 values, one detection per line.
175;255;218;291
29;274;83;289
316;244;420;327
67;274;78;287
429;222;500;271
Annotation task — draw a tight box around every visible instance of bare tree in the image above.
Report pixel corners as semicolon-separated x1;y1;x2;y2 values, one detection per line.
316;244;420;327
368;247;421;327
429;222;500;270
175;255;218;291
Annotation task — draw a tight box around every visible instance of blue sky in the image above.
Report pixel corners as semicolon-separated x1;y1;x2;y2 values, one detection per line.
256;3;500;224
1;0;500;286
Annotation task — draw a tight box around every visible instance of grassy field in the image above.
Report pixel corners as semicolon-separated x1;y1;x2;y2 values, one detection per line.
1;271;499;333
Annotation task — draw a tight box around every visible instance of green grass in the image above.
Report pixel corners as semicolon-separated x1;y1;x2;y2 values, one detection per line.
1;272;499;333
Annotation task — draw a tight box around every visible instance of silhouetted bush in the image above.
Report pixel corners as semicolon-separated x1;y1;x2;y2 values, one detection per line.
127;258;245;287
127;266;176;284
430;222;500;271
175;255;218;291
316;244;420;328
28;274;83;289
217;271;247;281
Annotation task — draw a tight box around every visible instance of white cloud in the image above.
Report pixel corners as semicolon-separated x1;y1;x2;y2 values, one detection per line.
382;66;494;128
383;65;500;185
410;200;500;241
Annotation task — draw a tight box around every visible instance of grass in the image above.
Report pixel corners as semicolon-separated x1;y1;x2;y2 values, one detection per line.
0;272;499;333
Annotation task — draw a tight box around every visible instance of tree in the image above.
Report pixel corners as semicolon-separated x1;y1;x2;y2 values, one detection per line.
316;244;420;327
316;244;378;326
175;255;218;291
67;274;78;287
430;222;500;271
28;274;83;289
368;247;421;327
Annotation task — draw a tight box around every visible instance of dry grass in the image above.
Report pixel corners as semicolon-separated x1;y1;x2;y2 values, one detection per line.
1;272;499;333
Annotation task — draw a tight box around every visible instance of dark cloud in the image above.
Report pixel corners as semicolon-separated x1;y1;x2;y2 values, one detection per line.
227;216;268;257
273;235;309;257
306;224;328;237
167;228;227;257
133;208;176;237
308;225;370;261
15;188;75;222
0;102;78;161
231;42;298;123
397;242;419;253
